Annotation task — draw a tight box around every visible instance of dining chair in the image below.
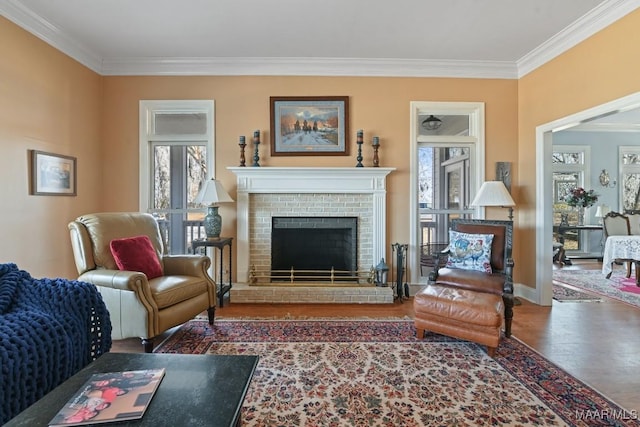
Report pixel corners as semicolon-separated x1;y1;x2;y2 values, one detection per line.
624;209;640;235
602;212;632;278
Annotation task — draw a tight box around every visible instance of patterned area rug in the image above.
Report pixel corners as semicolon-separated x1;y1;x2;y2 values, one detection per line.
553;283;602;303
553;270;640;309
155;319;635;426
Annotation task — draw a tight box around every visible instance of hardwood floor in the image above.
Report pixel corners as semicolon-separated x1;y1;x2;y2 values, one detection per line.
111;260;640;412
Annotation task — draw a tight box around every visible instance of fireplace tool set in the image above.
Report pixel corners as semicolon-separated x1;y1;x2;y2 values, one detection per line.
391;243;409;301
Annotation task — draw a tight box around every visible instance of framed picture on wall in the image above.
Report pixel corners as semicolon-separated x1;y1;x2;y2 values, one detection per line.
30;150;77;196
270;96;349;156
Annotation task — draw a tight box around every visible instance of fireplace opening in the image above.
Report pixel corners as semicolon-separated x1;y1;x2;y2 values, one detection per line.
271;217;358;281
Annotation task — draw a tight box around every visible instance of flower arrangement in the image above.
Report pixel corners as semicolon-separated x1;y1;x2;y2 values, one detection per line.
565;187;598;208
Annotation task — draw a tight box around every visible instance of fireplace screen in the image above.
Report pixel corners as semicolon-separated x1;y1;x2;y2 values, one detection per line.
271;217;358;281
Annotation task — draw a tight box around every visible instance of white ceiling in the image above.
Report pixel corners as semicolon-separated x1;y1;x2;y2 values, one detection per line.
1;0;637;78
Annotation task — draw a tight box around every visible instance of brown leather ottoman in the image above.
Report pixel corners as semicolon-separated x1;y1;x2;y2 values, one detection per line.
414;284;504;357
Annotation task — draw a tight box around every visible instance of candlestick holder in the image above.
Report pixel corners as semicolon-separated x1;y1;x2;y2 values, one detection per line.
372;136;380;167
355;130;364;167
238;136;247;167
252;130;260;167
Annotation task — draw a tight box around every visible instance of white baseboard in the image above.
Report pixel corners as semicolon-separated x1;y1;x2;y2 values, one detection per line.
514;282;538;303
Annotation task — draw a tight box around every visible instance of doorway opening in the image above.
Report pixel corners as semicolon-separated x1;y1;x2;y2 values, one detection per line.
536;91;640;305
409;102;486;284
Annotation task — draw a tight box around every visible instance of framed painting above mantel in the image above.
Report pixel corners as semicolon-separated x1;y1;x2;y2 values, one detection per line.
270;96;349;156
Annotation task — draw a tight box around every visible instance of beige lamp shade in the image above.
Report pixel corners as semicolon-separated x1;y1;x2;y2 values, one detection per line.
195;179;233;206
594;204;610;218
471;181;515;208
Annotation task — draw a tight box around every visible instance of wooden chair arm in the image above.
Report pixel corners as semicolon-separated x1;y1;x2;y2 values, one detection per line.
503;257;515;295
428;248;450;282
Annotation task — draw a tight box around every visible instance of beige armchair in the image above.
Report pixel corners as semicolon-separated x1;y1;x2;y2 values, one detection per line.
68;212;216;352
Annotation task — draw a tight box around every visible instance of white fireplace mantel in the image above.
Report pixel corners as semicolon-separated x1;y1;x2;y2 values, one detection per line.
228;167;395;282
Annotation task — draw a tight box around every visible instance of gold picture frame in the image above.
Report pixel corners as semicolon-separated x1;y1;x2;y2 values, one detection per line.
270;96;349;156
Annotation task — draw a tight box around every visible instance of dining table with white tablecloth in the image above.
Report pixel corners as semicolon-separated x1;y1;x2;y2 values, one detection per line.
602;235;640;284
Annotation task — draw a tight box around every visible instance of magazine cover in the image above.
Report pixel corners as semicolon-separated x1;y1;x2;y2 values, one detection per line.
49;368;166;426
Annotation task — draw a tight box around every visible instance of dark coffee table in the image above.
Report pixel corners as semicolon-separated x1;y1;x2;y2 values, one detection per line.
5;353;258;427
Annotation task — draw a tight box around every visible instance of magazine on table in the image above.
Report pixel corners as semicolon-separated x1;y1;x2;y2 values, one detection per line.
48;368;165;426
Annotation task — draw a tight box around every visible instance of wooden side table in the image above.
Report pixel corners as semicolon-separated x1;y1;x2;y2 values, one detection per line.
192;237;233;307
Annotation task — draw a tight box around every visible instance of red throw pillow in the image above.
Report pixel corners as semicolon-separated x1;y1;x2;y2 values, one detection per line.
109;235;163;279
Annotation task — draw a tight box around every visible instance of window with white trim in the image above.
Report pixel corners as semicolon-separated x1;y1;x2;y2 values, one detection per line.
552;145;590;252
139;100;215;254
410;102;485;283
620;146;640;211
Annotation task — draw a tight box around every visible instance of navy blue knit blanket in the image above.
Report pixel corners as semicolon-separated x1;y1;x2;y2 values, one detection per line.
0;263;112;424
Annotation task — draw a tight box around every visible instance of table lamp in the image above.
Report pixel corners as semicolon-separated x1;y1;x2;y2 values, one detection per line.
195;179;234;239
470;181;516;220
594;204;610;224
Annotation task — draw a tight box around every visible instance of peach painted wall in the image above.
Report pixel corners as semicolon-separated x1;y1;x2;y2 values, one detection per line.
0;17;103;278
518;9;640;286
102;75;518;281
0;16;522;284
7;8;639;290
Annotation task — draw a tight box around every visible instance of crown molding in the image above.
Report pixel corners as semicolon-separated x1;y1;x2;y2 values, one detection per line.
1;0;636;78
517;0;640;78
100;57;517;78
564;123;640;132
0;0;103;72
0;0;516;78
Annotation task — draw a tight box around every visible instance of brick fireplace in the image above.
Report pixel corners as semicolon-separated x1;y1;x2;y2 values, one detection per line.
228;167;395;303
